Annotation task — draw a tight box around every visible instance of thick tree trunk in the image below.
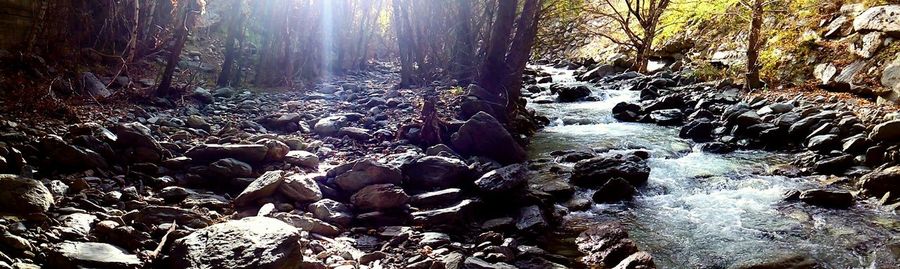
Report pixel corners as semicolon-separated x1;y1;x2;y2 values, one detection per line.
478;0;518;97
745;0;764;89
157;0;198;96
217;0;242;87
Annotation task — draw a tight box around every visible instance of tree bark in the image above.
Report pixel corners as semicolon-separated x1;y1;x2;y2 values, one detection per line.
504;0;542;113
451;0;476;85
745;0;764;89
392;0;415;87
157;0;198;96
217;0;242;87
478;0;518;98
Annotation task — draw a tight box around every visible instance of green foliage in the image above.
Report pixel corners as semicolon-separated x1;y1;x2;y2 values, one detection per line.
658;0;739;42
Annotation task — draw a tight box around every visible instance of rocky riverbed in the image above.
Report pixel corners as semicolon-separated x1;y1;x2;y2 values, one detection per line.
0;60;897;269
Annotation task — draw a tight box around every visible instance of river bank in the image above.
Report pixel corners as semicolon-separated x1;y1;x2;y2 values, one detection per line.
522;63;899;268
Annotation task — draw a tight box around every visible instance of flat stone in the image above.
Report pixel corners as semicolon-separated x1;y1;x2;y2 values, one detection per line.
47;241;142;269
234;171;285;206
278;173;323;203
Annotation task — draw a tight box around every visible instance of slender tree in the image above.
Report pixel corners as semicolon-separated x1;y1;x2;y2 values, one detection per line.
158;0;201;96
217;0;243;87
478;0;518;97
589;0;672;73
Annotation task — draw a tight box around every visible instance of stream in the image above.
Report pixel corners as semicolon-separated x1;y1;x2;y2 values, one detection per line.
525;66;900;268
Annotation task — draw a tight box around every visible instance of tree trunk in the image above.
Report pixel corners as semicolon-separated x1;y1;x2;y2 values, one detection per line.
745;0;764;89
504;0;542;113
392;0;415;87
217;0;242;87
451;0;476;85
478;0;518;97
157;0;198;96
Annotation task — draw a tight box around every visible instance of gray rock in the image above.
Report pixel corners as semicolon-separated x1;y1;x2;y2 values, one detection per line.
278;173;322;203
799;189;854;208
592;178;637;203
404;156;470;190
314;116;346;136
412;199;476;227
125;205;212;229
649;109;683;126
806;134;840;152
576;222;640;267
474;164;527;194
851;31;884;59
308;199;353;227
273;212;340;236
515;205;548;232
333;159;402;192
853;5;900;35
869;120;900;142
168;217;302;269
450;112;527;165
0;174;54;214
192;87;214;104
338;127;372;141
47;241;142;269
185;115;211;131
234;171;285;206
285;150;319;169
185;144;269;163
463;257;516;269
571;156;650;188
208;158;252;178
351;184;409;210
409;188;463;208
261;139;290;162
858;166;900;198
612;252;656;269
80;72;112;98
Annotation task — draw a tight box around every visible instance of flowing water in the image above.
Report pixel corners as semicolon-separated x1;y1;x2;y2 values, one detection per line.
526;66;899;268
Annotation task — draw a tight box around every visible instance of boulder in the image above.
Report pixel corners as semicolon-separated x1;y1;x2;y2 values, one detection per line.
515;205;548;233
80;72;112;98
314;116;346;136
858;166;900;198
333;159;402;192
0;174;54;214
208;158;252;178
576;222;640;267
474;164;528;194
350;184;409;210
851;32;884;59
278;173;322;203
869;120;900;142
612;252;656;269
47;241;142;269
192;87;214;104
285;150;319;169
592;178;637;203
450;112;527;165
556;85;592;102
852;5;900;35
880;56;900;103
308;199;353;227
799;189;854;208
338;127;372;141
571;156;650;188
168;217;302;269
234;171;285;206
115;122;165;163
404;156;470;190
649;109;683;126
185;144;269;163
806;135;839;152
612;102;642;122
